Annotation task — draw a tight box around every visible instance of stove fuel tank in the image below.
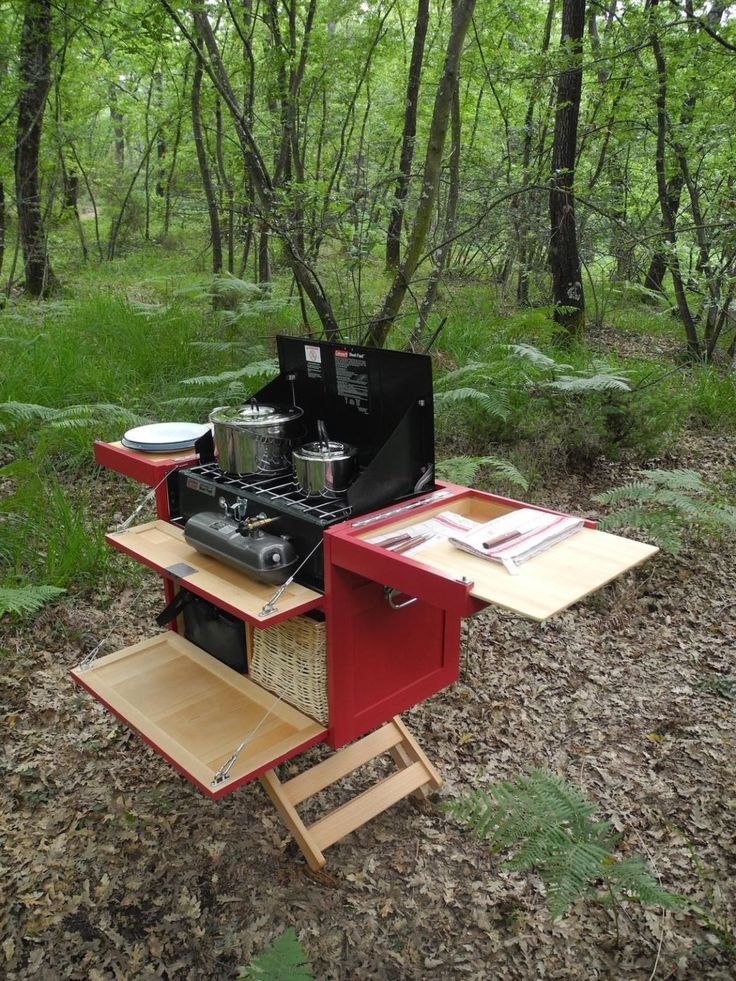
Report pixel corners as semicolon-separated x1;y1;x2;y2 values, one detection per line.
184;511;299;585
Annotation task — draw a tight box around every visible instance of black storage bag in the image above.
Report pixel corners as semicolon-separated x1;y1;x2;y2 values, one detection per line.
156;588;246;673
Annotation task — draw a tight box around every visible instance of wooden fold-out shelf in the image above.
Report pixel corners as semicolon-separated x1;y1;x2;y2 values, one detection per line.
332;489;658;621
107;519;322;626
71;633;326;799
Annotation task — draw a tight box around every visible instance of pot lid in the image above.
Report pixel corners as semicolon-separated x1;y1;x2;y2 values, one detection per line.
210;404;301;427
295;440;356;461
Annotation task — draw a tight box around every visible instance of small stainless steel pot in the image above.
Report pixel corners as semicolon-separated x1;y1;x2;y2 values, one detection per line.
210;401;304;475
292;420;358;498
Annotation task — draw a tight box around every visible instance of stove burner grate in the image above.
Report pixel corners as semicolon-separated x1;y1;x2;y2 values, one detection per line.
187;462;352;523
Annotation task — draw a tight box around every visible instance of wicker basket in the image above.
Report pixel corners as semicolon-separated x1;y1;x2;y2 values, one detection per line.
250;616;328;724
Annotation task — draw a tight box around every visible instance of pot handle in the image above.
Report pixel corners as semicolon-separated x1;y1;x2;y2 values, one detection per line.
249;397;259;413
317;418;329;450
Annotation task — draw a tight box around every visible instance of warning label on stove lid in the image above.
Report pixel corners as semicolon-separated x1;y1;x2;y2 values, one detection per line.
304;343;323;379
334;348;370;413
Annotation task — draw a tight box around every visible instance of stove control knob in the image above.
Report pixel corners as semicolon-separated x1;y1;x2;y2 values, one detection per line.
270;552;282;564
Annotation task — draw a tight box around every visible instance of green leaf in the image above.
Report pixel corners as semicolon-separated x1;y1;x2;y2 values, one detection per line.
180;360;279;387
434;387;509;420
544;373;631;393
435;455;528;490
446;768;680;920
240;928;314;981
0;585;66;618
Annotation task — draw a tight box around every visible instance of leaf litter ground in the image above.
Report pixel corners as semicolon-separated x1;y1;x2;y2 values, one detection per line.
1;434;734;980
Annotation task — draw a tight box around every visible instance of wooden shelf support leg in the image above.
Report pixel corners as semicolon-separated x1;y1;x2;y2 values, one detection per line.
260;716;442;870
260;770;327;871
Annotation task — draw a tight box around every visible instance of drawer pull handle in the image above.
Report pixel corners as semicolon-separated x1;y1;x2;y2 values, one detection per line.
384;587;417;610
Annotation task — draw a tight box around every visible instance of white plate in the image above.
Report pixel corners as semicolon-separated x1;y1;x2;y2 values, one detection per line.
122;422;210;452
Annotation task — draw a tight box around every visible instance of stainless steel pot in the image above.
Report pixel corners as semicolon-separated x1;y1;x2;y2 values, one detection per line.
292;420;358;498
210;401;304;475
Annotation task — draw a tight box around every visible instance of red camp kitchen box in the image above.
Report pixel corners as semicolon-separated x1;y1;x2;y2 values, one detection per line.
72;337;656;869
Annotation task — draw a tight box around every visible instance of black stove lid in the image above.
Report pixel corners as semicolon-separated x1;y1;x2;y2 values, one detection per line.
259;336;434;467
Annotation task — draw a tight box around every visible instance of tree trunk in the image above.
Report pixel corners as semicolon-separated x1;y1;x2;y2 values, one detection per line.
215;97;235;273
0;181;4;280
15;0;57;297
385;0;429;270
549;0;585;336
365;0;476;348
109;84;124;167
517;0;555;306
408;65;461;350
191;50;223;274
649;4;701;358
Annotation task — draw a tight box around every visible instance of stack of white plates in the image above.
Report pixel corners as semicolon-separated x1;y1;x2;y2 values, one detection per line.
121;422;210;453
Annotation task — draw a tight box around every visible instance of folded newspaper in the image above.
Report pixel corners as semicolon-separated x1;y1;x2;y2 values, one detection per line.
448;508;584;575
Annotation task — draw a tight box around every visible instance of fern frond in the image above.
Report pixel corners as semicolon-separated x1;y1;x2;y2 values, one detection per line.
446;768;680;920
639;468;708;492
160;396;217;412
0;333;48;347
435;362;491;386
702;503;736;529
597;508;683;553
180;360;279;387
190;340;257;354
592;482;660;505
240;927;313;981
542;841;612;919
607;858;684;909
653;489;705;517
0;585;66;618
505;344;568;370
434;387;509;420
53;403;146;424
0;402;62;424
435;455;528;490
544;373;631;393
206;272;264;302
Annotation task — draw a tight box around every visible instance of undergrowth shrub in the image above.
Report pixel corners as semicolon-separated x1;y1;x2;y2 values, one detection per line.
593;468;736;554
0;461;110;605
433;343;679;475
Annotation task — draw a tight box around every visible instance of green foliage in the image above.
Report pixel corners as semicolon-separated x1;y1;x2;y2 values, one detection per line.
698;673;736;701
0;468;110;591
436;455;528;491
593;468;736;554
446;768;683;921
0;585;66;619
433;342;655;473
240;928;313;981
179;360;279;387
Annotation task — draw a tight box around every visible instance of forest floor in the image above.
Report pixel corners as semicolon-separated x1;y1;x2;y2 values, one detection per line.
1;428;735;981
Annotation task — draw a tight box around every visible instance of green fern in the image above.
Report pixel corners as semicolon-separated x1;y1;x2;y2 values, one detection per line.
593;467;736;554
642;468;708;492
240;928;313;981
445;769;683;920
0;585;66;618
435;455;528;490
0;401;62;425
179;360;279;387
434;387;510;420
544;372;631;393
505;344;569;370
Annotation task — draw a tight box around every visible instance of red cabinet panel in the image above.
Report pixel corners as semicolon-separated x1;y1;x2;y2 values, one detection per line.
325;563;461;746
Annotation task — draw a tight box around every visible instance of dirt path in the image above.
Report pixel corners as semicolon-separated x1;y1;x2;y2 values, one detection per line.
1;436;734;980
